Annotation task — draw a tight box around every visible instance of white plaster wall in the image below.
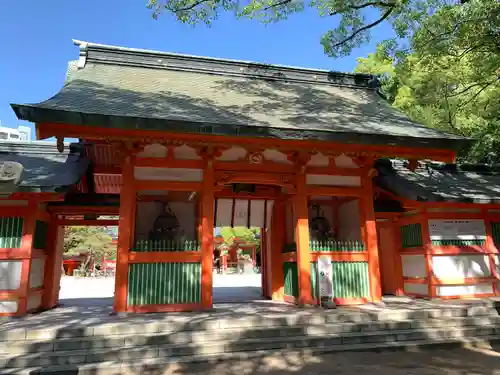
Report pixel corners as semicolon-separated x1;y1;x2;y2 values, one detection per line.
307;153;329;167
334;155;359;168
262;149;291;164
404;283;428;295
436;284;493;297
337;200;361;241
134;167;203;181
29;258;45;289
432;255;491;279
0;260;22;290
135;201;196;241
401;255;427;278
217;147;247;161
495;255;500;275
0;300;18;313
174;145;201;160
306;175;361;186
27;293;42;311
137;143;168;158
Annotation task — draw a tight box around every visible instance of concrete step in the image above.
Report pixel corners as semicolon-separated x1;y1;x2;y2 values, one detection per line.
1;324;499;368
2;315;500;356
2;333;499;375
1;304;498;343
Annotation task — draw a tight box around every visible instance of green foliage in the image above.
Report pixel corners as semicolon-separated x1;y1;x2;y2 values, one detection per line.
146;0;483;58
64;226;117;271
219;226;261;245
354;0;500;162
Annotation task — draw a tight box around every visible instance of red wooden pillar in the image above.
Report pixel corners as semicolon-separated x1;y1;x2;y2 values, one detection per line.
271;199;285;300
295;172;312;306
482;209;498;295
420;209;435;298
200;158;215;309
42;221;64;310
361;177;382;303
16;201;37;316
113;154;136;314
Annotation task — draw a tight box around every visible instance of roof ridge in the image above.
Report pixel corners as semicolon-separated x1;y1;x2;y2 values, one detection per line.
72;39;377;88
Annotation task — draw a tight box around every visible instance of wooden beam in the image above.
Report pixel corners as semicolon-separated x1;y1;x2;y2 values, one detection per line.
128;251;202;263
307;186;363;197
47;206;120;215
36;122;457;163
135;158;204;169
56;219;119;226
134;180;202;192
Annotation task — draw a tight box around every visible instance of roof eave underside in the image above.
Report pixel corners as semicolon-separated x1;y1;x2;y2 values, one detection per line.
375;173;500;205
12;104;471;152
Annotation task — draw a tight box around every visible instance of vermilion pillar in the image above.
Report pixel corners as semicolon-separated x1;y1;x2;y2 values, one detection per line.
295;172;312;306
17;201;37;316
113;154;136;313
361;177;382;303
42;222;64;310
271;199;285;300
200;158;215;309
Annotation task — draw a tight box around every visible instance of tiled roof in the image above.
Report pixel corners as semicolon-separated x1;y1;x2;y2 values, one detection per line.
375;159;500;204
11;40;469;151
0;141;89;193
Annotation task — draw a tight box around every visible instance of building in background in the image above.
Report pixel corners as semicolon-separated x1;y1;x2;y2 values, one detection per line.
0;123;32;141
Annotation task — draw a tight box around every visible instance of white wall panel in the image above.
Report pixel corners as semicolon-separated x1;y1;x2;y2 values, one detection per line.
436;284;493;297
432;255;491;279
0;261;22;290
402;255;427;278
404;283;428;295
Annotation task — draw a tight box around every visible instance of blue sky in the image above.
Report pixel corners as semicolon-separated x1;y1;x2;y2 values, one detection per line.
0;1;393;139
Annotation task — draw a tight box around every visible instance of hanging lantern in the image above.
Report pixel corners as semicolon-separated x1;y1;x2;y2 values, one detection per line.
310;204;333;242
149;201;182;241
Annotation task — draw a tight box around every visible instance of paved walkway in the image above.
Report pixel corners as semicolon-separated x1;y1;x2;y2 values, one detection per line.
158;347;500;375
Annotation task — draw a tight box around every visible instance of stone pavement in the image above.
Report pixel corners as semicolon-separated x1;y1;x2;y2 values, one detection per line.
157;346;500;375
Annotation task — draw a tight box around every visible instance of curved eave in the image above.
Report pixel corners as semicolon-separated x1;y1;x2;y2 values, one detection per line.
11;103;472;153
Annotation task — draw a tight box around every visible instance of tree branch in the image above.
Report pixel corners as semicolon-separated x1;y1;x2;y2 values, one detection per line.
329;1;395;16
166;0;212;12
263;0;292;11
330;6;395;49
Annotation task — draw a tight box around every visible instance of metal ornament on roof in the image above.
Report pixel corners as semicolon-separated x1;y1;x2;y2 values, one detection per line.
149;201;182;241
310;204;333;242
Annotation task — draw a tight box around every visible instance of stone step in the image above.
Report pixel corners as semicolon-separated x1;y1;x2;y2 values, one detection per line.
1;333;499;375
1;324;499;368
2;315;499;356
1;304;498;343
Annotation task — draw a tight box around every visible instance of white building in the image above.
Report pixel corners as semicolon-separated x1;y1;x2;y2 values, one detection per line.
0;124;32;141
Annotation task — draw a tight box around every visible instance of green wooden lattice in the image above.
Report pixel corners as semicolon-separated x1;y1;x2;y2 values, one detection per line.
283;262;299;298
400;224;423;248
0;217;23;249
311;261;370;299
127;262;201;305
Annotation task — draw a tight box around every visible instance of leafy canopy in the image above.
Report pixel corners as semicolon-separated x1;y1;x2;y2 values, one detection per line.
64;226;117;269
147;0;479;58
354;0;500;163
